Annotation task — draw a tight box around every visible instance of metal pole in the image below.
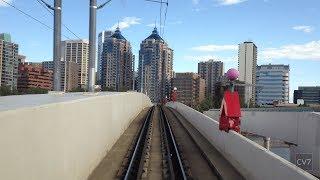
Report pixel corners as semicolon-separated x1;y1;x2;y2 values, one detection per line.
88;0;97;92
263;137;271;150
140;57;144;93
53;0;61;91
132;56;135;90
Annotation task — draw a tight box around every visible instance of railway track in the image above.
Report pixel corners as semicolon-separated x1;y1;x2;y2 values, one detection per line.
115;105;242;180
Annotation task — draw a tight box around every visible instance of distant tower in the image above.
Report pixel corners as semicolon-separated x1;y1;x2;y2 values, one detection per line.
198;60;224;98
0;33;19;90
238;41;257;105
138;27;174;103
97;30;113;84
256;64;290;105
61;39;89;89
101;27;134;91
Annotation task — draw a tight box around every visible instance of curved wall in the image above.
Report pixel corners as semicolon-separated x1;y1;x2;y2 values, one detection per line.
0;92;152;180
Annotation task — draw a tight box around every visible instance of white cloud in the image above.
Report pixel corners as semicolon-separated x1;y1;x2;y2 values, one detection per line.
110;17;141;31
292;25;314;33
184;55;237;62
192;0;200;5
191;44;238;52
146;23;163;28
0;0;12;7
216;0;247;6
261;40;320;61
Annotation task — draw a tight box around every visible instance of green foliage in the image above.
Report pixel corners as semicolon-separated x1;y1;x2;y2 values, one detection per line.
197;96;214;113
69;87;86;92
21;87;48;94
0;86;48;96
0;86;15;96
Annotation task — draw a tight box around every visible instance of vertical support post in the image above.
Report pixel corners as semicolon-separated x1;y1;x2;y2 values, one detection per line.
88;0;97;92
263;137;271;150
53;0;61;91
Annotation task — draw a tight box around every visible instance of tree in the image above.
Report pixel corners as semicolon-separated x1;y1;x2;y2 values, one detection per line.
197;96;214;113
0;86;14;96
23;87;48;94
1;86;48;96
69;87;86;92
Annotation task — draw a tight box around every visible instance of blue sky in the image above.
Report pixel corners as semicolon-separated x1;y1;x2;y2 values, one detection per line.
0;0;319;101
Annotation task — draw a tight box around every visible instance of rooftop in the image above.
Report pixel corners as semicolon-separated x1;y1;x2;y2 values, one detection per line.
145;27;164;41
111;27;127;40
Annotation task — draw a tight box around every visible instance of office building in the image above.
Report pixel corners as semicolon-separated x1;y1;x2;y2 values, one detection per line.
238;41;257;105
17;63;53;92
0;33;19;89
256;64;290;105
294;86;320;105
61;40;89;89
97;30;113;84
101;27;134;91
198;60;224;98
172;73;205;107
18;55;26;64
42;61;54;71
214;80;246;108
137;27;174;103
60;60;79;92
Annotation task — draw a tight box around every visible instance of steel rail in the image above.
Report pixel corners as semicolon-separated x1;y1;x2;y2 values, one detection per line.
160;106;187;180
123;106;154;180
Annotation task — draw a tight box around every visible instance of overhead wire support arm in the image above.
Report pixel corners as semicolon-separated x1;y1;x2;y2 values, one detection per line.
39;0;54;10
97;0;112;9
145;0;167;4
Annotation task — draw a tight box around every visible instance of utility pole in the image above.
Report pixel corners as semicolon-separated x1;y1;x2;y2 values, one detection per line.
53;0;61;91
88;0;111;92
40;0;62;91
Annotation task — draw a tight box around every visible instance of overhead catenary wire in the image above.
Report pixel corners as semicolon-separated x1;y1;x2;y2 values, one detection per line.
36;0;82;40
145;0;169;38
162;0;168;37
159;0;163;35
0;0;71;40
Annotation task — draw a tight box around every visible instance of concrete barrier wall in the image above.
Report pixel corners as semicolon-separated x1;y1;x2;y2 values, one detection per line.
167;102;316;180
205;110;320;176
0;92;152;180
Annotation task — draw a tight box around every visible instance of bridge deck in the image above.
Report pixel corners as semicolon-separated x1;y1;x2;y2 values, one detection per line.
89;106;243;180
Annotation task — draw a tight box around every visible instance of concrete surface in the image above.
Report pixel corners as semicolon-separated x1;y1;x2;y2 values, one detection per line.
167;102;317;180
205;109;320;176
88;108;150;180
168;108;244;180
0;92;152;180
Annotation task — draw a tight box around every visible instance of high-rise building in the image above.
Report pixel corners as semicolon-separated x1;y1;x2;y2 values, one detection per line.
238;41;257;105
22;62;42;68
198;60;224;98
172;73;205;107
214;80;247;108
138;27;174;103
0;33;19;89
42;61;54;71
256;64;290;105
100;28;134;91
97;30;113;84
60;60;79;92
17;55;26;64
61;40;89;89
17;64;53;92
294;86;320;105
